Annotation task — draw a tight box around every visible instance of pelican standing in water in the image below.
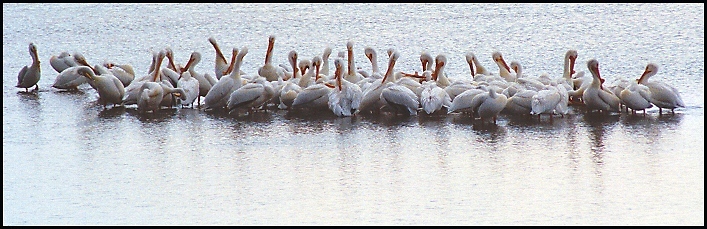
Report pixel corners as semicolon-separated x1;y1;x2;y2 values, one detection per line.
203;47;248;110
123;50;166;105
51;53;95;91
78;66;125;109
582;59;621;113
182;51;215;107
258;35;286;82
177;52;200;108
637;63;685;114
328;58;363;117
358;51;401;114
17;42;41;92
620;80;653;115
227;76;276;115
470;86;508;124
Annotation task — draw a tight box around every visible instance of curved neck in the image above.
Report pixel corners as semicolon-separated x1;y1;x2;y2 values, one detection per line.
370;54;379;73
347;48;355;75
31;49;40;66
562;54;571;80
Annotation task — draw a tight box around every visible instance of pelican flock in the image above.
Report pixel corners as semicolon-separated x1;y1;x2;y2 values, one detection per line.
14;36;688;123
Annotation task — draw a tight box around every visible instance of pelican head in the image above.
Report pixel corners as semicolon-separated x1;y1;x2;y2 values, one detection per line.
433;54;447;80
492;51;510;72
566;49;578;75
323;46;332;58
637;63;659;84
465;52;476;76
77;66;95;81
420;51;434;72
383;51;400;83
265;35;276;64
510;61;521;74
299;59;311;76
312;56;322;79
29;43;38;56
288;50;298;72
387;48;396;58
183;51;201;72
364;46;376;62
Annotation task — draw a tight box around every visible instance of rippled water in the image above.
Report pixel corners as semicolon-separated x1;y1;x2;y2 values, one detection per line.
3;3;704;225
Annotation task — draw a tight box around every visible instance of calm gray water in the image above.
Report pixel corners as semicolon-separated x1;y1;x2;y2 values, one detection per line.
3;3;704;225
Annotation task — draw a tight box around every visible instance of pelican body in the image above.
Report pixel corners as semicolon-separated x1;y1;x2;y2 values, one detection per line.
17;43;41;92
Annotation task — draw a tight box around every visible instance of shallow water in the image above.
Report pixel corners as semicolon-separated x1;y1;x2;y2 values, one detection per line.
3;3;704;225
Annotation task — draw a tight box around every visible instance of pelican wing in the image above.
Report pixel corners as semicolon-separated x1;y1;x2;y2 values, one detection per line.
227;83;264;111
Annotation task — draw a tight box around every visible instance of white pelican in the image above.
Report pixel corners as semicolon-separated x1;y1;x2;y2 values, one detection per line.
164;47;185;75
103;61;135;87
258;35;286;82
467;51;493;77
475;87;508;124
227;77;276;115
503;88;537;116
462;86;508;124
177;52;200;108
123;51;166;105
181;51;215;107
328;58;363;117
432;54;452;88
360;46;383;79
52;52;97;90
208;37;230;80
492;51;516;83
358;51;400;114
637;63;685;114
559;49;578;89
158;79;186;109
582;59;621;113
298;59;315;88
447;86;488;115
311;56;329;84
419;79;452;115
530;85;562;120
320;46;332;77
444;53;480;101
620;80;653;115
292;83;332;111
554;84;570;116
567;70;591;103
177;71;199;108
137;80;164;113
136;52;184;112
277;50;303;109
203;47;248;110
16;43;41;92
420;51;435;73
380;82;420;116
78;66;125;108
49;51;78;74
344;41;365;84
160;62;181;88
